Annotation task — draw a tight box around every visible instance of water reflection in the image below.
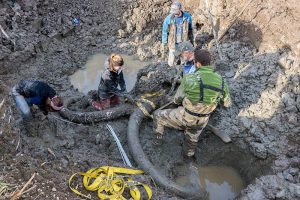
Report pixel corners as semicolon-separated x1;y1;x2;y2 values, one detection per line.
70;53;150;94
176;165;245;200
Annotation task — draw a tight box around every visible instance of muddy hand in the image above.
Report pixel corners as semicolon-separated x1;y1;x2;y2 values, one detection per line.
155;132;163;139
124;93;135;103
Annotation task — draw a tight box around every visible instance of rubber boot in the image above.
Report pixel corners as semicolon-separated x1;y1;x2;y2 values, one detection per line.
182;135;197;162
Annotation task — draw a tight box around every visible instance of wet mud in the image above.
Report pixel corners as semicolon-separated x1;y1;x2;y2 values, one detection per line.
0;0;299;200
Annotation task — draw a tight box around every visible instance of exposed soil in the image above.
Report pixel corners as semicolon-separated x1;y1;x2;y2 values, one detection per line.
0;0;299;200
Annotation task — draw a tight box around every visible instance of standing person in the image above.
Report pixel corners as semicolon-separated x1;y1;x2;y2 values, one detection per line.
92;54;132;110
12;80;64;120
161;1;193;67
153;49;231;158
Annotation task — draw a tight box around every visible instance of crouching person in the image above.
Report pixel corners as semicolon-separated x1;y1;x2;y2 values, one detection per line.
12;80;63;120
92;53;132;110
176;41;196;75
153;49;231;158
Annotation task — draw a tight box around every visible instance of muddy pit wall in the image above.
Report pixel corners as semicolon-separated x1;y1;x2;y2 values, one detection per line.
210;41;299;199
0;0;130;79
122;0;300;62
119;1;300;198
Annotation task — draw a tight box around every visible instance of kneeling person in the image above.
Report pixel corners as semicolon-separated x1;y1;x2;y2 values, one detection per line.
153;49;231;157
12;80;63;120
93;54;131;110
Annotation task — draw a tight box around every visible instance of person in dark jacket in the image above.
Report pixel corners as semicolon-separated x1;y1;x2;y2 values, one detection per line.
13;80;63;120
92;54;130;110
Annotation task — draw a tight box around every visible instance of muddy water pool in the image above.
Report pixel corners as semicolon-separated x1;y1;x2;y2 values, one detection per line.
70;53;150;94
176;165;245;200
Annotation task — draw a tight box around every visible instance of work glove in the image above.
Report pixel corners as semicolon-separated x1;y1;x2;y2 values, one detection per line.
174;74;182;83
165;95;174;103
152;131;163;146
156;132;163;140
161;43;168;60
123;93;135;103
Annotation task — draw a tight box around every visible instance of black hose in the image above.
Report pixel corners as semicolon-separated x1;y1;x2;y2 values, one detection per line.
59;97;135;124
127;107;207;199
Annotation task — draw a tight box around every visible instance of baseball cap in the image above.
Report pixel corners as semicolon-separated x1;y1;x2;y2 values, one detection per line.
175;41;194;56
170;1;182;14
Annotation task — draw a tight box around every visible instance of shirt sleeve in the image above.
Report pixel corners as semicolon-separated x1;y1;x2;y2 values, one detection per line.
188;14;194;44
119;71;126;92
102;71;125;96
162;16;169;44
104;58;109;69
188;15;193;31
222;80;232;107
174;76;186;105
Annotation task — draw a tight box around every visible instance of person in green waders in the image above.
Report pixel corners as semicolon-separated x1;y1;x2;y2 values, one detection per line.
153;48;231;158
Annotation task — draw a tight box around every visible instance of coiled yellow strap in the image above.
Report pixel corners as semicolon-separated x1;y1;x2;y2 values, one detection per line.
69;166;152;200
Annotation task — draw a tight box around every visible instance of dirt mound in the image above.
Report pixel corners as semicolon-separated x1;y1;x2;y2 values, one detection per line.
132;62;176;94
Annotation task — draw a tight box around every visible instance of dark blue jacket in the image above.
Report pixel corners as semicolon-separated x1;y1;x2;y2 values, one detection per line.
97;58;126;99
16;80;56;113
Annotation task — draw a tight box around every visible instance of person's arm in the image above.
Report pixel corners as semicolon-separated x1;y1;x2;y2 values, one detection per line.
222;80;232;108
38;100;50;116
104;58;109;69
118;71;126;92
39;105;49;115
103;72;125;96
187;14;194;44
173;76;186;105
162;16;169;44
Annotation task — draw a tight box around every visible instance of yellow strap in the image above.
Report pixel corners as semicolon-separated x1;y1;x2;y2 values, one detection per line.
69;166;152;200
139;98;156;109
128;182;153;200
69;173;92;199
135;90;167;119
141;91;165;99
136;102;153;118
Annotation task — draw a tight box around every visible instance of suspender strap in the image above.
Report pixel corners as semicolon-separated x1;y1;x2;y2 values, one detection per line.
221;77;224;91
201;84;223;93
184;108;211;117
199;77;204;102
199;76;224;102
